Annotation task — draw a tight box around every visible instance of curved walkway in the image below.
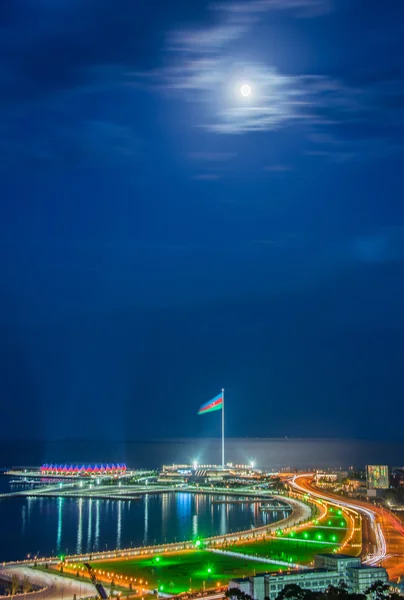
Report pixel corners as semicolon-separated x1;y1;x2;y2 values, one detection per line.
0;566;109;600
207;548;309;570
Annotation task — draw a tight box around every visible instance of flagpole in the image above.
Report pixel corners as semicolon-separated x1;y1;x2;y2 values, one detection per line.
221;388;225;469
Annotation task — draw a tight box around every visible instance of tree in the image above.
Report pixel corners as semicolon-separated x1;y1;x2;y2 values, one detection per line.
10;575;20;597
276;584;308;600
226;588;246;600
22;575;32;594
326;582;349;599
364;581;391;600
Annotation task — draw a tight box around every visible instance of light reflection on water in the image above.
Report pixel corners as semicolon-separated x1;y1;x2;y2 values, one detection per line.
0;493;288;562
76;498;83;554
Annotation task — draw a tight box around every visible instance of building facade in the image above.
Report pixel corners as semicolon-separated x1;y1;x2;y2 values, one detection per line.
366;465;390;490
347;565;389;593
228;554;388;600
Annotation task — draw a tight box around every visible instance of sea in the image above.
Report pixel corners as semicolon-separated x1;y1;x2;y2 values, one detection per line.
0;438;403;563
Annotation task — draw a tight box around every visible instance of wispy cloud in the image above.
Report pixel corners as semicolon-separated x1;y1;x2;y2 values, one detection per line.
168;24;248;54
127;3;351;136
346;227;404;265
0;116;140;169
166;0;333;58
128;0;404;159
214;0;334;19
192;173;221;181
190;152;235;161
264;164;293;172
306;135;404;163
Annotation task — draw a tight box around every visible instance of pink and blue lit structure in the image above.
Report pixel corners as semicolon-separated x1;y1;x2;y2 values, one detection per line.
40;464;127;476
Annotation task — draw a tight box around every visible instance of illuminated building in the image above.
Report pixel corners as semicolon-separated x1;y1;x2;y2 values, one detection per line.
228;554;388;600
40;464;127;476
366;465;389;490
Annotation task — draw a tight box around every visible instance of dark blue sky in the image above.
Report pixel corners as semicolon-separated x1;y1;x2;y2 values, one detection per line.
1;0;404;441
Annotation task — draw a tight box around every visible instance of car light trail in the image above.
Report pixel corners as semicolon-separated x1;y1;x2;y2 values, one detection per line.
289;474;388;565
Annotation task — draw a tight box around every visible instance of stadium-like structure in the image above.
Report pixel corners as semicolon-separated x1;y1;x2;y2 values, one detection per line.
40;464;127;476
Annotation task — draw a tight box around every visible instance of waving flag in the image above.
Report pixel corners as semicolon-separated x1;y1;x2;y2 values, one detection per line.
198;392;223;415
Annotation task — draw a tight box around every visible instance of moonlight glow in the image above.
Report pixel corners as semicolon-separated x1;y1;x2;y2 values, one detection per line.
240;84;251;97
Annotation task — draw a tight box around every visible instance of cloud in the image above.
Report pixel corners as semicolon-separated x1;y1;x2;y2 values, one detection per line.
190;152;236;161
1;0;403;165
0;115;141;169
127;0;404;157
347;227;404;265
192;173;221;181
214;0;334;19
168;24;248;55
263;164;293;172
166;0;333;58
134;61;311;133
306;134;404;163
133;53;404;156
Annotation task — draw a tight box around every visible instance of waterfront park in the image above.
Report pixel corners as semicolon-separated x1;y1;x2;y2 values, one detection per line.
24;398;361;597
47;495;356;596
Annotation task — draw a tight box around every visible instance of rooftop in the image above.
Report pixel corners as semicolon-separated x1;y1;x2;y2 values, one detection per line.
316;553;359;560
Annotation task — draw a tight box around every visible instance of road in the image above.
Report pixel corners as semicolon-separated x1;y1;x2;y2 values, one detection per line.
0;565;108;600
288;474;404;581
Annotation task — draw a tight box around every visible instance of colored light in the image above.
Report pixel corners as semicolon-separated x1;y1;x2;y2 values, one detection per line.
340;521;344;526
303;533;308;539
195;540;201;547
156;557;160;562
337;510;342;515
332;535;337;542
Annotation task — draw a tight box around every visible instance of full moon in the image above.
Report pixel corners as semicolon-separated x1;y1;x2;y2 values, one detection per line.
240;84;251;97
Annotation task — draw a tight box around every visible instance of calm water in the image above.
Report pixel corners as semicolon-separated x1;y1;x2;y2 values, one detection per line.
0;484;284;562
1;438;404;470
1;437;404;562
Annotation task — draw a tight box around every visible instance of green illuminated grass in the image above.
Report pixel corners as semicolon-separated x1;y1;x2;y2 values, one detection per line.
225;514;347;564
227;539;337;565
84;515;348;594
92;550;283;594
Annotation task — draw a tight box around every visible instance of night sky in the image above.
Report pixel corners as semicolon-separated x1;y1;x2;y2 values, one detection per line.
1;0;404;442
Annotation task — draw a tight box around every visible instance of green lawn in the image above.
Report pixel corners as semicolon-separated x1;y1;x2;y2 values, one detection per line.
221;512;347;564
78;511;348;595
227;538;338;565
91;550;283;594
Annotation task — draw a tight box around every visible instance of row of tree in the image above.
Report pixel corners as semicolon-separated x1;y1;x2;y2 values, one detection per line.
2;575;32;597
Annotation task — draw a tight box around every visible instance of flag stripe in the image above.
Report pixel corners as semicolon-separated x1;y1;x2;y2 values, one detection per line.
198;393;223;414
199;402;222;414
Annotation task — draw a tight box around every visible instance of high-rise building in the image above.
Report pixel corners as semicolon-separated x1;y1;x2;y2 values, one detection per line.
366;465;389;489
